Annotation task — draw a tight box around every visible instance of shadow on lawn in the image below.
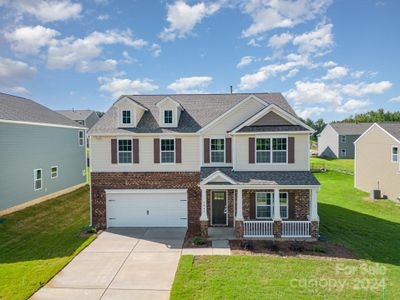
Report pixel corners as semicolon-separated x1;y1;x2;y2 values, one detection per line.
319;203;400;266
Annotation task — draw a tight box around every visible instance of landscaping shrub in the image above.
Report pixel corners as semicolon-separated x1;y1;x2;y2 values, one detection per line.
193;236;206;246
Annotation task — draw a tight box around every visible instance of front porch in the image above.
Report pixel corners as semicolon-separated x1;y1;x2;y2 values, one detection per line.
199;169;320;240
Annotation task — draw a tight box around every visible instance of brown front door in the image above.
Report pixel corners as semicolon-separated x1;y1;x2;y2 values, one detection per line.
212;191;227;225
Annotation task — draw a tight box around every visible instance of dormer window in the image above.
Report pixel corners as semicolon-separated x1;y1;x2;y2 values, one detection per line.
164;110;173;124
122;110;132;125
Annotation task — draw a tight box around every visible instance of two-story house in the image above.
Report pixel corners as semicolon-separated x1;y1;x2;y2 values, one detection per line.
89;93;320;240
56;109;100;130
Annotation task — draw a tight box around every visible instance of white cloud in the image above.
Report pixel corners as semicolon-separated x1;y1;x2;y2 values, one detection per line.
336;99;371;113
4;25;60;54
247;38;261;47
322;66;349;80
47;30;147;72
389;96;400;103
159;0;222;41
292;22;333;54
340;81;392;97
285;81;342;106
97;14;109;21
322;61;337;68
6;0;82;22
0;56;36;94
268;32;293;48
98;77;158;98
296;106;325;119
237;56;253;68
167;76;212;93
150;43;162;57
121;51;137;64
281;68;299;80
242;0;332;37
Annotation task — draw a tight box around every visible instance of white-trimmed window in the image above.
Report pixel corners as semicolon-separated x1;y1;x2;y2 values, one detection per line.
118;139;132;164
279;192;289;219
256;138;287;164
122;110;132;125
164;110;173;124
161;139;175;163
34;169;42;191
341;149;346;157
78;130;84;146
341;136;346;143
51;166;58;179
210;138;225;163
256;192;273;219
392;146;399;162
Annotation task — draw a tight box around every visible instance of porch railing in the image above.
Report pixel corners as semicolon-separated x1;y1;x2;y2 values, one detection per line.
282;221;311;238
243;220;274;238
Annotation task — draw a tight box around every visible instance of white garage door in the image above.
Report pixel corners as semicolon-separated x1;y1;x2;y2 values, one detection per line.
106;189;188;228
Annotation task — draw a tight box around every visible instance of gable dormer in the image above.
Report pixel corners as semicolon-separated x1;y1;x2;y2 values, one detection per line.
156;97;184;128
114;96;148;128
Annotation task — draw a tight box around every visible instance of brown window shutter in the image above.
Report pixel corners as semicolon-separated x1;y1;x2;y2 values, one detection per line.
204;138;210;163
288;191;295;219
176;138;182;163
226;138;232;163
154;138;160;163
111;139;117;164
288;137;295;163
250;192;256;219
249;137;255;164
133;138;139;163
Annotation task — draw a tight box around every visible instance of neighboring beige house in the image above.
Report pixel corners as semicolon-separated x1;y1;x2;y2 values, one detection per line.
318;123;372;158
88;93;320;240
355;123;400;201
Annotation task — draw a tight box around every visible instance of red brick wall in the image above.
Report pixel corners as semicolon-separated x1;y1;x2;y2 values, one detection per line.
91;172;201;233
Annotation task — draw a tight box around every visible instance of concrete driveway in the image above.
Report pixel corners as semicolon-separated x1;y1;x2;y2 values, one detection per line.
31;227;186;300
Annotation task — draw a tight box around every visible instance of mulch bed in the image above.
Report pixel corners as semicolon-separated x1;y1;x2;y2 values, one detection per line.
230;240;357;260
183;232;212;248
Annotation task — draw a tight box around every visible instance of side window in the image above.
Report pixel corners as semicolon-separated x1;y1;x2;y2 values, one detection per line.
160;139;175;163
341;149;346;157
122;110;132;124
256;192;272;219
341;136;346;143
392;146;398;162
34;169;42;191
164;110;173;124
280;192;288;219
256;138;270;163
78;130;84;146
210;138;225;163
51;166;58;179
118;139;133;164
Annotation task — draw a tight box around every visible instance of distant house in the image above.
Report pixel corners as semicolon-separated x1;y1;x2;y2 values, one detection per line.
318;123;373;158
0;93;87;216
56;109;100;129
355;122;400;201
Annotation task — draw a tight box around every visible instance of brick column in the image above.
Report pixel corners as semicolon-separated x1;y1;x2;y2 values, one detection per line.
235;220;244;239
273;220;282;238
310;221;319;239
200;220;208;238
200;188;208;238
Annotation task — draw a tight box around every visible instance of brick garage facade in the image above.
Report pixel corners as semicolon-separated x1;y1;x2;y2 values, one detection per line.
91;172;201;234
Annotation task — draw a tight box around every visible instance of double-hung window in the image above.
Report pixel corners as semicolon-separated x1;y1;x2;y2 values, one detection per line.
392;146;399;162
164;110;173;124
279;192;289;219
122;110;131;124
78;130;84;146
256;192;273;219
341;136;346;143
256;138;287;163
118;139;132;164
161;139;175;163
34;169;42;191
210;138;225;163
51;166;58;179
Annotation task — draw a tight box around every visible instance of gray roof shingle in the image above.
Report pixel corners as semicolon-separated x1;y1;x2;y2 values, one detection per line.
89;93;297;134
201;167;320;186
378;122;400;141
0;93;85;128
330;122;373;135
238;125;307;133
56;109;95;121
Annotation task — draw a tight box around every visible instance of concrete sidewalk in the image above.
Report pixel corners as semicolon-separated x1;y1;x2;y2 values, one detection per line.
31;227;186;300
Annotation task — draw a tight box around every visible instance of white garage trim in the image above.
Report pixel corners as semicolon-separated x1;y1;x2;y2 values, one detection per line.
105;189;188;194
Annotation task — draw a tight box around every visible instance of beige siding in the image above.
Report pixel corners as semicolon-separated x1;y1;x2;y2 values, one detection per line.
318;124;339;157
91;135;200;172
204;98;265;135
355;125;400;200
235;133;310;171
252;111;292;126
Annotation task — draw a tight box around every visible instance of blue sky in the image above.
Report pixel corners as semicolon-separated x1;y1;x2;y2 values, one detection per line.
0;0;399;121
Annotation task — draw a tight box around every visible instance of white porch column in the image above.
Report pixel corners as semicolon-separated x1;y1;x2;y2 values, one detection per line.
200;187;208;221
273;188;281;221
309;188;319;221
236;188;244;220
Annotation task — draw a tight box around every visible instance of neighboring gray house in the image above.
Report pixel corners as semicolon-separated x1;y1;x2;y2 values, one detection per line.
318;122;373;158
56;109;100;129
0;93;87;215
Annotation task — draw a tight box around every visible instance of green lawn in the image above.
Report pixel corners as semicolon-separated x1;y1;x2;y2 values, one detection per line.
171;171;400;299
0;186;95;300
310;157;354;173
